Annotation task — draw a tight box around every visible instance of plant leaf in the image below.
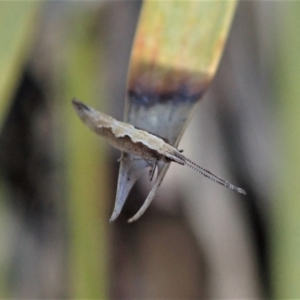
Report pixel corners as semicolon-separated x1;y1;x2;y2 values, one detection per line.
111;0;238;222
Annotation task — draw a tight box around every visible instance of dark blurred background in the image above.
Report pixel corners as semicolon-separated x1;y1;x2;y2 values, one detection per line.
0;1;298;298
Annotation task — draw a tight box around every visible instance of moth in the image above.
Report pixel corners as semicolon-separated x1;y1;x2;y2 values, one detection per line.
72;98;246;195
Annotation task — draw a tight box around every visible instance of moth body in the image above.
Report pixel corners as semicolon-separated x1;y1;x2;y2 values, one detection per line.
72;99;179;162
72;99;246;195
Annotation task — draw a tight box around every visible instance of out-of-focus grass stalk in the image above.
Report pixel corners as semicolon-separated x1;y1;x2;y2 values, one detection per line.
272;3;300;298
0;2;40;296
0;2;40;131
62;12;109;299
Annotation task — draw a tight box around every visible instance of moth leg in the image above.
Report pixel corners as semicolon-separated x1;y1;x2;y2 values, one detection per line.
117;156;142;163
149;161;158;181
117;152;126;162
128;157;144;161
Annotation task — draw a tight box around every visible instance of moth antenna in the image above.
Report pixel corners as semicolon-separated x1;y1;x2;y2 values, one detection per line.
184;158;246;195
184;157;228;184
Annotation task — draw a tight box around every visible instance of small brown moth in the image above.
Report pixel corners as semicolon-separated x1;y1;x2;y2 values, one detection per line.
72;98;246;196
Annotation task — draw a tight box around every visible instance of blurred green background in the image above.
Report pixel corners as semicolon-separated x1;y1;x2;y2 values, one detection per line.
0;1;299;299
